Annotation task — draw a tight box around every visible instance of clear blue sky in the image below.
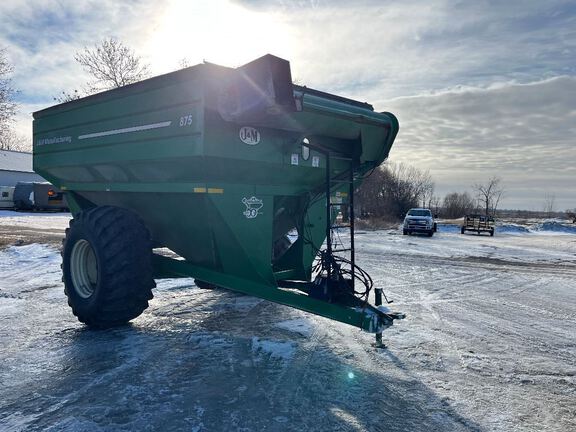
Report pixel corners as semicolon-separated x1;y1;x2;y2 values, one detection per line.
1;0;575;210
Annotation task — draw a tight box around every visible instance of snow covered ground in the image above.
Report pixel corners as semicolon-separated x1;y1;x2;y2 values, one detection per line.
0;213;575;431
0;210;71;248
0;210;71;230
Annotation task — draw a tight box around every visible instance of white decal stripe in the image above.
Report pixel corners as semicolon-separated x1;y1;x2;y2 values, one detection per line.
78;121;172;140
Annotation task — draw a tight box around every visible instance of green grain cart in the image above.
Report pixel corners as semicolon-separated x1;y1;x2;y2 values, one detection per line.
33;55;402;344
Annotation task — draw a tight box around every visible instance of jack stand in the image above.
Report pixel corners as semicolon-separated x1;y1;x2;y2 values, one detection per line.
373;288;387;349
374;332;386;349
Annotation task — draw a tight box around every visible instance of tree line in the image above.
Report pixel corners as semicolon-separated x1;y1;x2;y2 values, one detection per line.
355;165;505;220
356;167;576;222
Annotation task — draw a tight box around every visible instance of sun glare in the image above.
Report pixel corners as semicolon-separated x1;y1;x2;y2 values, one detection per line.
149;0;292;71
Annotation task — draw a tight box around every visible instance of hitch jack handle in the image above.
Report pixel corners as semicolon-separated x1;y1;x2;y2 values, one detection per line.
374;287;386;349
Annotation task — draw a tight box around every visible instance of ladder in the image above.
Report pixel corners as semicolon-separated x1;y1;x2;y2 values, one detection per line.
325;152;355;291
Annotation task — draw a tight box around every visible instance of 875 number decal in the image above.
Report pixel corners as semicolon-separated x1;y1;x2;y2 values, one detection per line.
179;114;193;126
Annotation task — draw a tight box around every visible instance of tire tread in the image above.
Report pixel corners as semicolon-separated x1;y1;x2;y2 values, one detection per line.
62;206;156;328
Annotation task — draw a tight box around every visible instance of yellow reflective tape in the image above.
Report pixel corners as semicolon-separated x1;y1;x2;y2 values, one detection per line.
208;188;224;194
193;187;207;193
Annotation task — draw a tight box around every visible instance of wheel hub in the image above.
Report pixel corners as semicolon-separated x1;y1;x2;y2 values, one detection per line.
70;239;98;298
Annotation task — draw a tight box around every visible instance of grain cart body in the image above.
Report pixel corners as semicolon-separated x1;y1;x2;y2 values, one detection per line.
33;55;402;336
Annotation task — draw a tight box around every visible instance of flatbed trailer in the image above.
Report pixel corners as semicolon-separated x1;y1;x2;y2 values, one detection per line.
461;214;495;236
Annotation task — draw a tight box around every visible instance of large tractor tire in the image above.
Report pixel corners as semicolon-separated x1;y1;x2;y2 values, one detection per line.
62;206;155;328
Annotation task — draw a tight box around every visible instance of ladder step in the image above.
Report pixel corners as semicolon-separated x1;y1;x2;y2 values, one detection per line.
331;224;351;228
333;248;352;253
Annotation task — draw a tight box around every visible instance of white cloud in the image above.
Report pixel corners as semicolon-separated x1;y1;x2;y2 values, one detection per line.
384;76;576;210
234;0;576;100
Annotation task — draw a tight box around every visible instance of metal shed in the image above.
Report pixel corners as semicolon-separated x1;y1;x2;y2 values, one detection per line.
0;150;45;186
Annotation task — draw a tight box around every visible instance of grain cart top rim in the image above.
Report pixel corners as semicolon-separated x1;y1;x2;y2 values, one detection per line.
70;239;98;298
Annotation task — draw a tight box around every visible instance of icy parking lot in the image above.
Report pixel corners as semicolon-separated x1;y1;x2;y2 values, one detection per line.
0;212;575;431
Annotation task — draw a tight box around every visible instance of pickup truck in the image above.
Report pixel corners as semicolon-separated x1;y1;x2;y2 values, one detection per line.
403;208;436;237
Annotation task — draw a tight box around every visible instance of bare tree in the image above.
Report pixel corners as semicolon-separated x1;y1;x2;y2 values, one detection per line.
70;38;150;96
54;89;81;104
0;47;17;141
543;193;556;218
0;129;29;152
442;192;475;219
429;195;442;216
386;163;420;217
420;174;435;209
356;162;435;220
388;163;434;213
473;176;504;217
355;167;392;218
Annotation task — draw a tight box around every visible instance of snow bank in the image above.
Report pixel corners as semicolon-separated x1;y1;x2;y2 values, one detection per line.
496;220;576;235
433;221;575;235
497;224;531;234
533;220;576;234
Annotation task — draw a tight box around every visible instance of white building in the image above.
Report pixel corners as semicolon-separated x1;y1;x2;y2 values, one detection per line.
0;150;45;186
